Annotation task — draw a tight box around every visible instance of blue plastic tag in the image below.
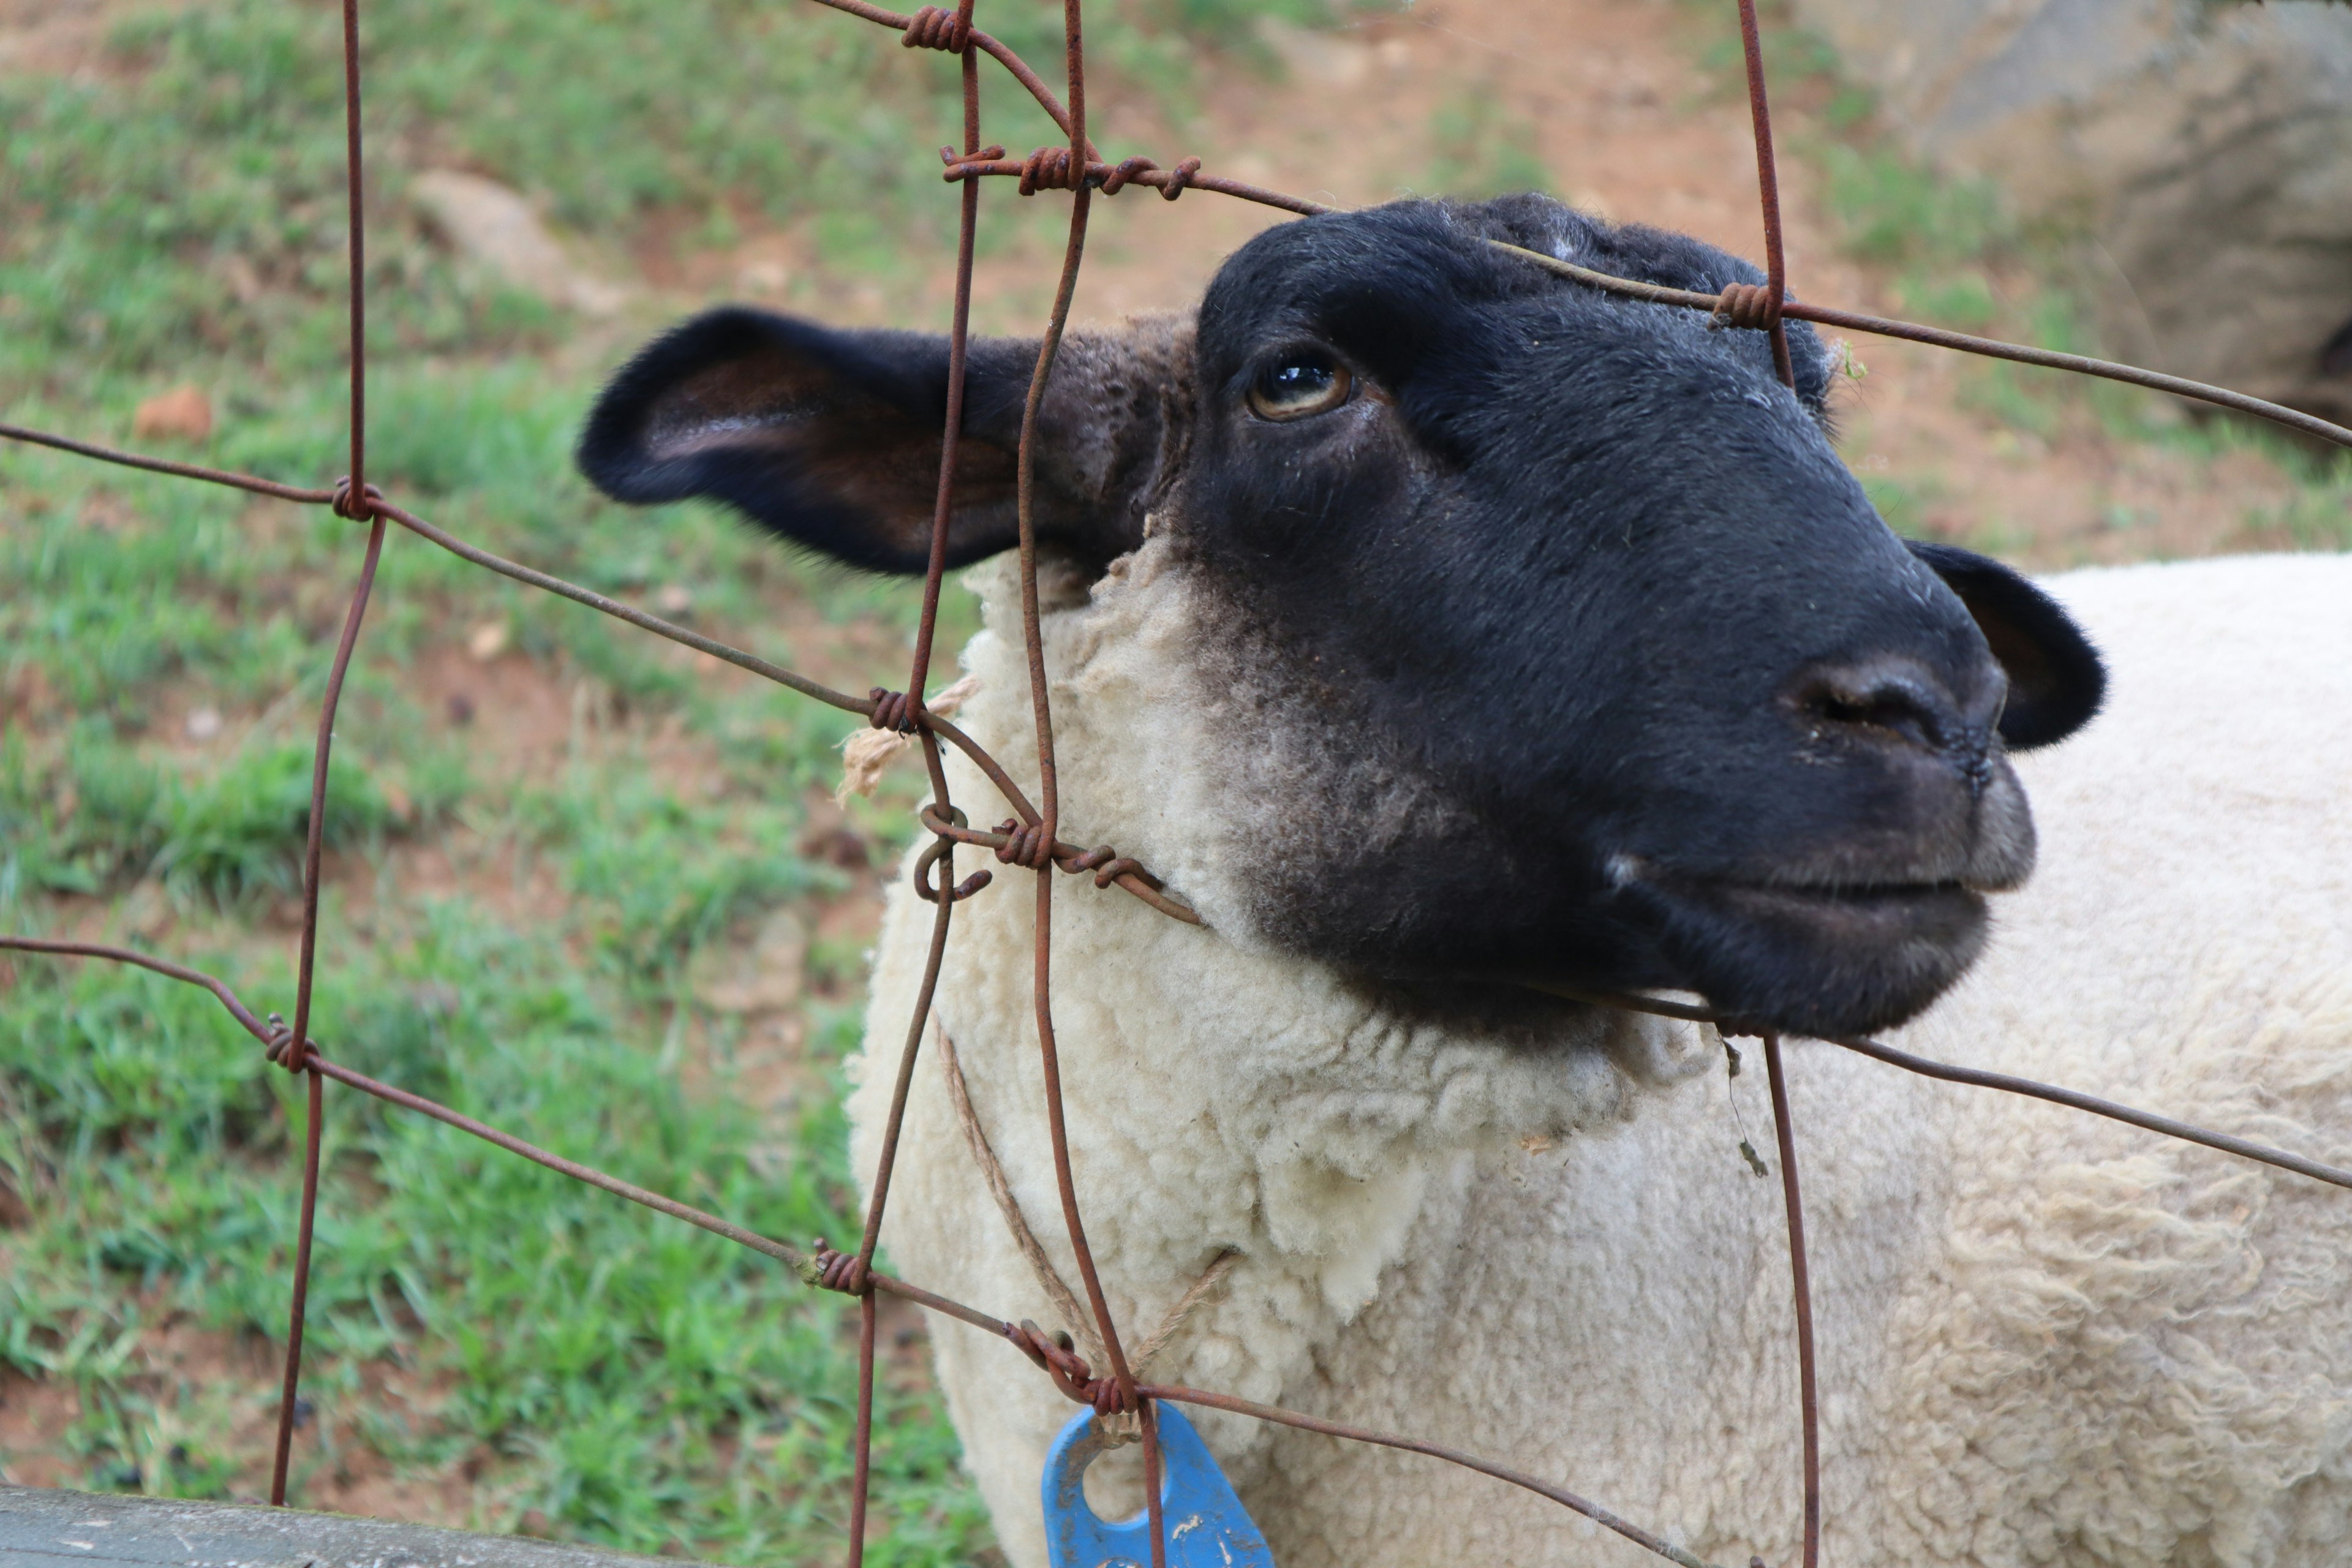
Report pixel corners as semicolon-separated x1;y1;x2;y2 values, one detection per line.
1041;1403;1276;1568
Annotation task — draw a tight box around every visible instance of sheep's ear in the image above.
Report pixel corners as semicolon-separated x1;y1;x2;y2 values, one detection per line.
577;307;1164;574
1905;540;2105;750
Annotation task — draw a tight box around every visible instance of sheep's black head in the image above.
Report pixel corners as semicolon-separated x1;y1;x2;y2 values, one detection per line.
578;194;2103;1039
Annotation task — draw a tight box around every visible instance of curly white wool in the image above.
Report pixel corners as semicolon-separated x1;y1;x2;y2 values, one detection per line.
846;548;2352;1568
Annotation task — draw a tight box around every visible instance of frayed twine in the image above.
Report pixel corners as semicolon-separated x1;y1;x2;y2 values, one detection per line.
835;674;981;805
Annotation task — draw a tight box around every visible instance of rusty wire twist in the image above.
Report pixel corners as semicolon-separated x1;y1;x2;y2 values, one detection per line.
899;2;970;53
1016;143;1085;195
867;685;920;732
3;1;2350;1565
1714;280;1784;333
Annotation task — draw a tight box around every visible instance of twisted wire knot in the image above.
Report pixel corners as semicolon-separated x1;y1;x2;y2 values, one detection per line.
1093;155;1202;200
899;4;971;53
1018;145;1084;195
1061;843;1159;892
330;477;382;522
810;1239;870;1295
1713;281;1783;333
1159;156;1202;201
262;1012;313;1073
868;686;918;733
939;142;1008;172
1006;1319;1139;1417
993;817;1054;870
1099;156;1156;195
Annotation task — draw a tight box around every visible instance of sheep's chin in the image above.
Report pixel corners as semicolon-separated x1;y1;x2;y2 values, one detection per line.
1633;870;1989;1038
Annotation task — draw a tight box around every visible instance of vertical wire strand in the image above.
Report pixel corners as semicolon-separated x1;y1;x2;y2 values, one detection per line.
267;1063;325;1504
1140;1394;1167;1568
850;26;986;1565
1762;1033;1821;1568
1010;0;1144;1442
1023;7;1158;1560
1013;203;1087;850
903;32;985;711
273;0;380;1503
338;0;369;503
1008;7;1159;1540
270;511;386;1504
854;827;960;1280
843;810;957;1568
1733;0;1796;388
847;1291;880;1562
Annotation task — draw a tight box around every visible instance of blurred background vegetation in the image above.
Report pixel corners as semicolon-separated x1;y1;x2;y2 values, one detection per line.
1;0;2343;1562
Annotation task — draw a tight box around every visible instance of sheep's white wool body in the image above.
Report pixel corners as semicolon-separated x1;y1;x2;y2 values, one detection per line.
845;547;2352;1568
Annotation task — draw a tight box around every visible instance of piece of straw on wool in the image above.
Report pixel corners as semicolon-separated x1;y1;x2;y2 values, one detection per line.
834;674;981;804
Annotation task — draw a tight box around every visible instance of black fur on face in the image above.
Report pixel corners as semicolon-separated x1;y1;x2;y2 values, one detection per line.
578;194;2105;1039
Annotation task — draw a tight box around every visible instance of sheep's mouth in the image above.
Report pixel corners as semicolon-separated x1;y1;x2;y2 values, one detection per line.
1687;875;1981;927
1627;869;1991;1038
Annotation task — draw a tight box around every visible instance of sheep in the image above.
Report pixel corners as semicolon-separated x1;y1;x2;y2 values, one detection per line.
579;195;2352;1566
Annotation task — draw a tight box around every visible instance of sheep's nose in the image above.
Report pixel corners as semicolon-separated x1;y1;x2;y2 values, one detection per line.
1783;654;2001;779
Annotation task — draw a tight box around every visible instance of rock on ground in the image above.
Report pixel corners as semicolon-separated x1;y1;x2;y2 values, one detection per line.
1793;0;2352;423
409;168;628;317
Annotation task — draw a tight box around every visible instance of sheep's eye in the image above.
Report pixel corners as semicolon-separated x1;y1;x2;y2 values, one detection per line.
1246;352;1352;421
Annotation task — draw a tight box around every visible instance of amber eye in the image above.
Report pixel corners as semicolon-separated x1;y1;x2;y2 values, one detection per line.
1246;350;1353;421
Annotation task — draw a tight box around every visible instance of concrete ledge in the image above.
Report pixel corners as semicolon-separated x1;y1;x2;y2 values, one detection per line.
0;1484;690;1568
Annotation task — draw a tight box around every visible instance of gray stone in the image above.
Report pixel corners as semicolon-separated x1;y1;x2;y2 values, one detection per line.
0;1483;687;1568
409;170;628;318
1791;0;2352;421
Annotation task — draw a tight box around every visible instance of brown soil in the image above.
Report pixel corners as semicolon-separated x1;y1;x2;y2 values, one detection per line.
687;0;2307;569
0;1320;474;1525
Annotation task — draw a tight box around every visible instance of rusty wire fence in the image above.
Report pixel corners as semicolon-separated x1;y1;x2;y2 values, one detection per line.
4;1;2351;1565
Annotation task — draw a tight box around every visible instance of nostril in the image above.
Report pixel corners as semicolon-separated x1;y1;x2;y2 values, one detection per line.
1785;657;1986;760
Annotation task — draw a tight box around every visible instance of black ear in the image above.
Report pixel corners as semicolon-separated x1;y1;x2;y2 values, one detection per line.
577;307;1165;575
1905;540;2105;750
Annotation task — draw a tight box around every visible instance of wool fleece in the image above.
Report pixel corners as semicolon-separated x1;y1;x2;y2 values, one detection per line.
845;547;2352;1568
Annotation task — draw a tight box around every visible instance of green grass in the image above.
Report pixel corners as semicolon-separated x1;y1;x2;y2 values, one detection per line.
0;328;993;1553
0;0;1102;1548
0;902;986;1561
0;426;983;1553
0;0;1186;403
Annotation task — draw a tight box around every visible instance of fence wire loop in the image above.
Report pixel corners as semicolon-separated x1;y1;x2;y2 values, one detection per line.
916;832;994;904
1008;1319;1142;1417
993;816;1056;869
262;1012;307;1072
900;4;971;53
1099;154;1159;194
1159;155;1202;200
2;0;2348;1561
869;686;921;732
1713;281;1784;333
1017;145;1085;195
329;476;382;522
813;1240;874;1296
1066;844;1158;891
